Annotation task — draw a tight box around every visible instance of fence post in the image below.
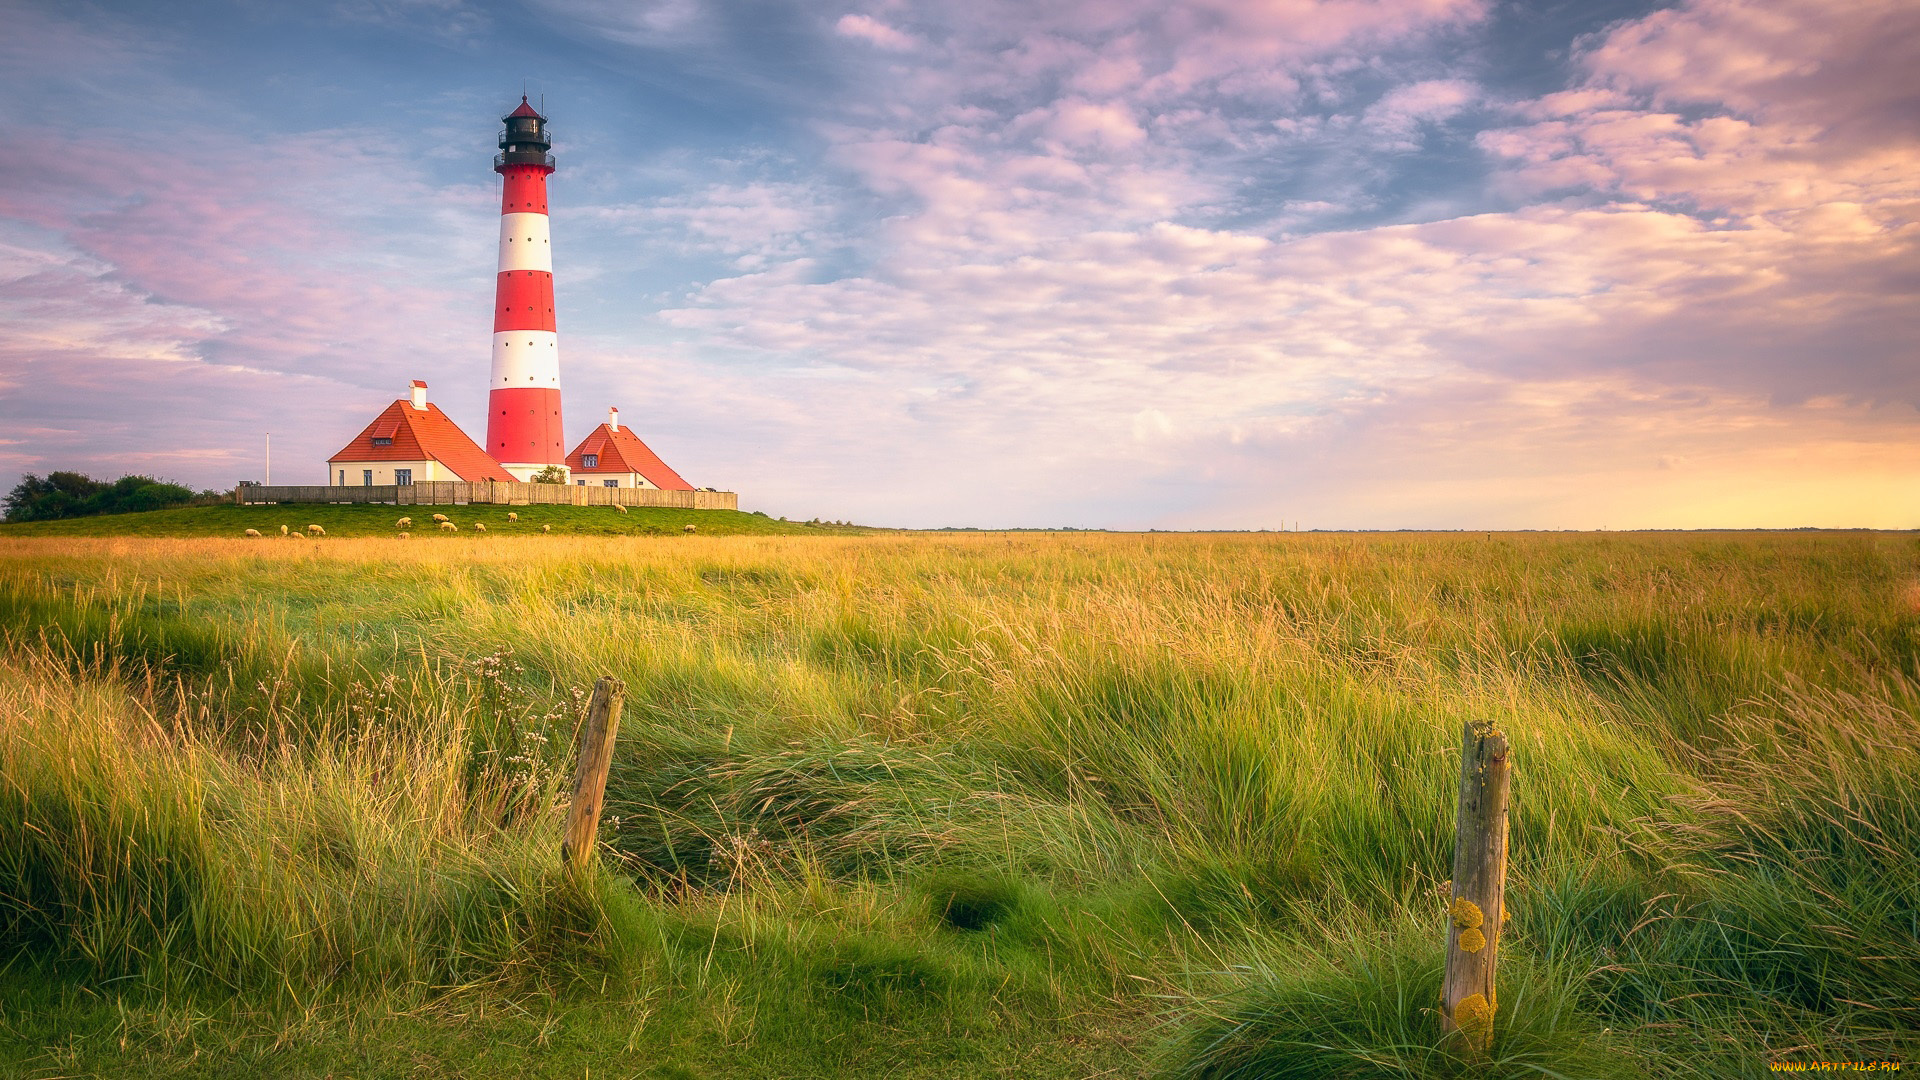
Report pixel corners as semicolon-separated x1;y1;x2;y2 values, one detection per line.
562;675;625;874
1442;720;1511;1053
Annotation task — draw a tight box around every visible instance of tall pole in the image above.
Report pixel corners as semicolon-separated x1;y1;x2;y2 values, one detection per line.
563;676;625;873
486;96;566;481
1442;720;1511;1053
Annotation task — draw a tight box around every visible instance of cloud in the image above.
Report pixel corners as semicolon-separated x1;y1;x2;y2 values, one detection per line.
630;0;1917;526
0;23;506;493
530;0;708;45
329;0;491;41
1039;98;1149;150
835;14;917;51
1482;0;1920;214
584;181;832;269
0;131;496;388
1578;0;1920;140
1363;79;1478;146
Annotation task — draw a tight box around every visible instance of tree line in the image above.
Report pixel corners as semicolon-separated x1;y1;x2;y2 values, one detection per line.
3;472;223;523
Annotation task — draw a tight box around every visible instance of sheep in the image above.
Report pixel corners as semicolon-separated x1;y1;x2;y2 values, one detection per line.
280;525;289;536
432;513;449;523
540;524;551;534
612;503;628;514
473;522;487;532
440;521;457;533
306;524;326;537
396;517;412;529
507;512;518;522
244;528;262;537
683;524;697;533
397;532;410;540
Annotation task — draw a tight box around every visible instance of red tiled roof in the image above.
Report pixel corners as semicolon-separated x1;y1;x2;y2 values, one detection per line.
565;423;694;490
328;399;514;482
507;97;543;120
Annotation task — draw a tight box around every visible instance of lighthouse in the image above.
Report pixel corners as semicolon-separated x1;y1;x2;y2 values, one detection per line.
316;97;722;502
486;97;567;480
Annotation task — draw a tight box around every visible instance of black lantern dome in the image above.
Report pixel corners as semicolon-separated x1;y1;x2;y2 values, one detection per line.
496;96;555;171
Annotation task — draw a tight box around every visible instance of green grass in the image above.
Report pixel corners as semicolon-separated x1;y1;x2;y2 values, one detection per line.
0;530;1915;1077
0;501;870;538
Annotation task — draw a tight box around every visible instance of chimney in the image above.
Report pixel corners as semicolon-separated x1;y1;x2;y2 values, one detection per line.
410;380;428;410
608;406;619;432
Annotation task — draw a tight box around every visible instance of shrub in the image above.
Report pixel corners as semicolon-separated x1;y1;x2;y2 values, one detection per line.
3;472;207;522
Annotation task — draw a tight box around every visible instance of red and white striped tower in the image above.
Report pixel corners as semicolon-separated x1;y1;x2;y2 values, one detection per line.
486;97;566;480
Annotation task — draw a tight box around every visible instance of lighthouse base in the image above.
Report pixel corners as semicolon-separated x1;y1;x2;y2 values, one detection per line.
498;462;571;483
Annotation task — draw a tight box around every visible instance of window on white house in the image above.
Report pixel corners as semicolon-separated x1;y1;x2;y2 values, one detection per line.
582;454;598;468
575;479;586;486
604;479;619;487
363;470;373;486
371;437;393;446
338;470;345;486
394;469;412;486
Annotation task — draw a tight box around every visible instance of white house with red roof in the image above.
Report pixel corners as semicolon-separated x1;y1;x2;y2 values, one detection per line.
326;381;515;486
564;407;693;490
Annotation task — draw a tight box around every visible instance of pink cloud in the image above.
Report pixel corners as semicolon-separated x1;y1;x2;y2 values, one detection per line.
582;181;831;267
1041;99;1149;150
831;0;1486;114
836;13;918;51
1480;0;1920;233
0;111;509;492
1362;78;1478;146
653;116;1914;519
0;133;493;387
1577;0;1918;128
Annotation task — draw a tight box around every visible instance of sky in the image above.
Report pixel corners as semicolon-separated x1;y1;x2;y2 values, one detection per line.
0;0;1914;530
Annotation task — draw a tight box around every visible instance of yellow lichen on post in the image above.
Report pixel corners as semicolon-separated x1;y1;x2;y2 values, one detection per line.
1454;992;1495;1047
1450;898;1483;929
1458;927;1486;953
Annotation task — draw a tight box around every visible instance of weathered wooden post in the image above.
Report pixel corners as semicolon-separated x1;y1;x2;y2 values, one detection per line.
562;675;625;873
1442;719;1511;1053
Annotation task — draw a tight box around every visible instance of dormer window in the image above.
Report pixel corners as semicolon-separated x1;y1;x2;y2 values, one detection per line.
581;454;598;468
371;437;393;446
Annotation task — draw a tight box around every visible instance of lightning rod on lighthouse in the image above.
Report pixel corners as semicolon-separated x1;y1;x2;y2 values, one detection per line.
487;96;567;481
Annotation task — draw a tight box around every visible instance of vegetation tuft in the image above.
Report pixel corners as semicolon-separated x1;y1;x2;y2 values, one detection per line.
1166;920;1627;1080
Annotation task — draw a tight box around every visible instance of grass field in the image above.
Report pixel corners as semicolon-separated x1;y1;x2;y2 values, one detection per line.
0;501;865;538
0;525;1915;1078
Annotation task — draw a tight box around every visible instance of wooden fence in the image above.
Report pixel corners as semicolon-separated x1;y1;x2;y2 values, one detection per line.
235;482;737;510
